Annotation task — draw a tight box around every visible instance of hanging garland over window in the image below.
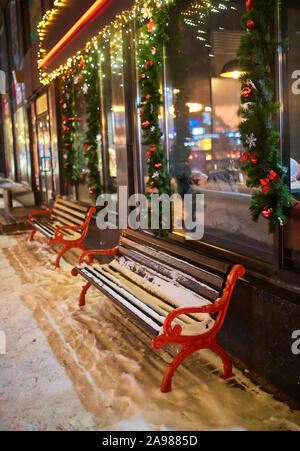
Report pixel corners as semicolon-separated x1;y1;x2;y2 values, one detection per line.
82;49;103;203
137;0;194;232
60;53;103;202
57;0;296;231
60;71;79;186
238;0;295;232
138;1;172;204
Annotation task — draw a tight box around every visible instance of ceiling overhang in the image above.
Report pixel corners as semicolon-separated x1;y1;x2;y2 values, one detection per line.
38;0;135;76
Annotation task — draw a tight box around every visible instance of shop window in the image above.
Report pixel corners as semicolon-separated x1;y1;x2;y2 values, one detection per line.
14;82;31;184
284;0;300;271
73;72;97;203
1;96;15;180
14;103;31;184
99;31;127;196
36;92;54;205
48;84;60;197
30;102;40;192
162;0;273;261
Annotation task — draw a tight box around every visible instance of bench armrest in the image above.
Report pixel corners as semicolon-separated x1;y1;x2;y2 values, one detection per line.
29;209;53;221
162;264;245;337
163;303;221;337
78;248;119;265
52;223;85;241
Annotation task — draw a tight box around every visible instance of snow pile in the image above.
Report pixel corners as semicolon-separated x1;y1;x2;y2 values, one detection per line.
0;232;299;431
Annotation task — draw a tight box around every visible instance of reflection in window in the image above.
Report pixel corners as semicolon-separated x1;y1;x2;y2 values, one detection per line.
100;31;126;195
73;72;90;202
165;0;273;261
288;6;300;201
285;1;300;271
73;68;103;203
1;96;15;180
15;104;31;184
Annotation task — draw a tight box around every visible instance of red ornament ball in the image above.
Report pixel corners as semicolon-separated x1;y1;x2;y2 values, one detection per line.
241;86;252;99
89;187;94;195
261;207;274;219
247;19;255;29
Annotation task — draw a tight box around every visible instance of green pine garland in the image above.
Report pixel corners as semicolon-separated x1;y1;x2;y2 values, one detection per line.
60;54;103;202
60;71;79;186
238;0;295;232
138;1;172;232
138;0;194;232
83;49;103;203
59;0;296;232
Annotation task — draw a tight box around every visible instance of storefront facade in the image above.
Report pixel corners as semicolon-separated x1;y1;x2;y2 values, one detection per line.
0;0;299;400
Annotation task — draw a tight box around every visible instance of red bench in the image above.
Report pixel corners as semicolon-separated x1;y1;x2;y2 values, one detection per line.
26;198;95;268
71;229;245;392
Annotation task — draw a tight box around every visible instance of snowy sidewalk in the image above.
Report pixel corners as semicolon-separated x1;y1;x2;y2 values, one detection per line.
0;233;299;431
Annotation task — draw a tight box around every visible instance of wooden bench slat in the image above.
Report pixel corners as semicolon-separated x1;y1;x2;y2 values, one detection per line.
99;265;194;325
30;221;54;238
53;208;84;226
77;266;163;334
82;264;212;335
83;265;168;326
118;245;219;302
109;256;213;316
55;198;89;213
120;236;224;294
49;215;81;228
39;219;81;239
53;203;87;220
102;265;206;327
123;228;231;276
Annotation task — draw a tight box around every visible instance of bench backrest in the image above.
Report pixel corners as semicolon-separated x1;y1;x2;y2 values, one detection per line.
119;229;233;303
53;198;90;228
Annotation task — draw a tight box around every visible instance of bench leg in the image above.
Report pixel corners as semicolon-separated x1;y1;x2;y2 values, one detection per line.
161;345;197;393
160;340;234;393
79;282;92;307
55;245;71;269
29;229;37;242
209;343;235;380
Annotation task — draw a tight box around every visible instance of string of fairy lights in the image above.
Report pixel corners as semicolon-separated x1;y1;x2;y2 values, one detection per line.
37;0;234;85
37;0;153;85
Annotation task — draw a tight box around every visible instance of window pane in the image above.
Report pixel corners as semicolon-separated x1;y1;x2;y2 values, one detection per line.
288;7;300;199
1;96;15;180
15;104;31;184
165;0;273;261
100;31;127;196
285;1;300;271
73;73;91;203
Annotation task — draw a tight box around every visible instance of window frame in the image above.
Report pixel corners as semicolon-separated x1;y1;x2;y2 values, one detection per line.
159;0;277;275
278;0;300;277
